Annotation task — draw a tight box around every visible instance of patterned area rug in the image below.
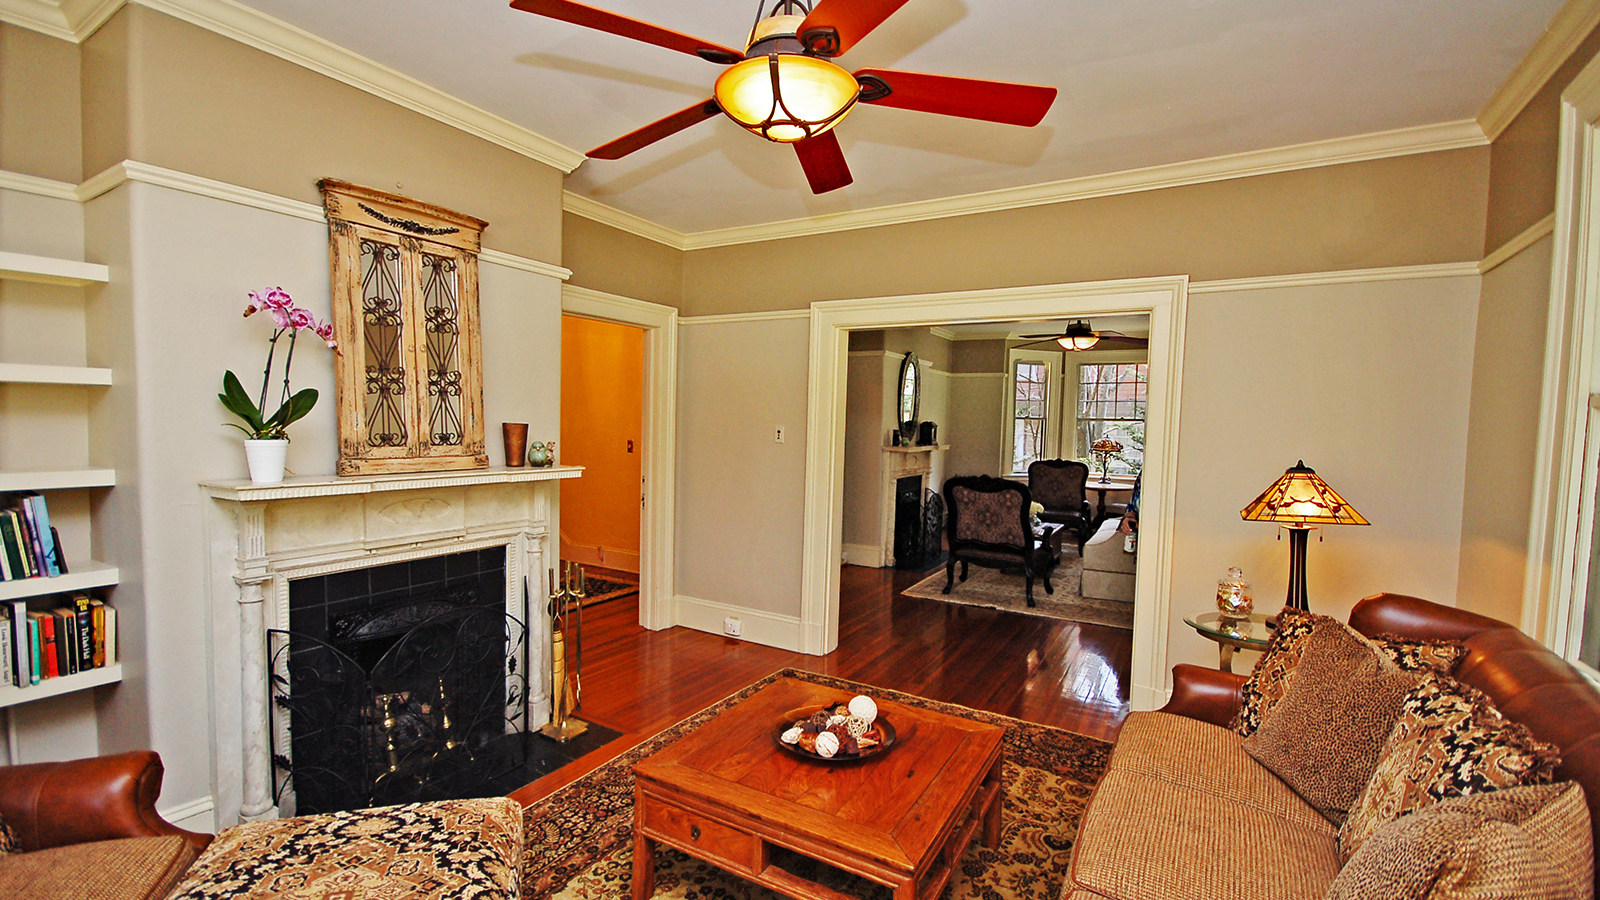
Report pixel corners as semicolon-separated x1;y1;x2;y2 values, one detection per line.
901;558;1134;630
521;669;1112;900
573;574;638;608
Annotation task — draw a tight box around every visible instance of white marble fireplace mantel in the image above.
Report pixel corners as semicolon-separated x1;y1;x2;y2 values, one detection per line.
202;466;581;825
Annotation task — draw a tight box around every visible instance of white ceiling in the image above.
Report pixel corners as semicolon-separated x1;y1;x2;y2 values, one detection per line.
235;0;1564;234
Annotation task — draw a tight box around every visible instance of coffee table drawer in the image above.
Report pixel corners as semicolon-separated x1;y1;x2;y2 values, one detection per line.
641;797;755;872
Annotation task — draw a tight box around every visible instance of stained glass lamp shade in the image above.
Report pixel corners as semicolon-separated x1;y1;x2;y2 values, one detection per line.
1240;461;1368;611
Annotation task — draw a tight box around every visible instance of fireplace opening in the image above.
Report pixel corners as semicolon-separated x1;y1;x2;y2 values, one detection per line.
894;480;946;570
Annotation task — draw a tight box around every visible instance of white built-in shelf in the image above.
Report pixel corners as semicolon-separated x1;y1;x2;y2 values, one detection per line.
0;251;109;287
0;563;120;602
0;363;112;386
0;664;122;709
0;469;117;492
203;464;584;502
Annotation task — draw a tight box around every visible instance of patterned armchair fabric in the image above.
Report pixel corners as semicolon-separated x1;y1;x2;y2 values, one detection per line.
1027;459;1093;551
943;475;1059;607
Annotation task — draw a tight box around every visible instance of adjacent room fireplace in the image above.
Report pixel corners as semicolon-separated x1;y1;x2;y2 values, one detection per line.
269;547;531;814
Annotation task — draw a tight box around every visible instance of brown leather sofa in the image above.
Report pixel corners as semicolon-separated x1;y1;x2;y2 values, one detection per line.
0;750;211;898
1065;592;1600;899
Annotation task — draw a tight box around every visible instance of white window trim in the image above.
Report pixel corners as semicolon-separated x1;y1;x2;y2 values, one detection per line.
1525;44;1600;686
1004;348;1061;475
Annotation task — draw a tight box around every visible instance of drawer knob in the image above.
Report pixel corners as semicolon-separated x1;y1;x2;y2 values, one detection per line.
690;825;701;841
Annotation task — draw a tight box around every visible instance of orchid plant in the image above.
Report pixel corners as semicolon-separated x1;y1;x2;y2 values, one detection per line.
219;287;338;441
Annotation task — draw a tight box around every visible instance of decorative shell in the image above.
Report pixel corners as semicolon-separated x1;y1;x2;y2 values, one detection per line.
848;695;878;725
780;726;803;745
844;715;870;738
814;731;840;758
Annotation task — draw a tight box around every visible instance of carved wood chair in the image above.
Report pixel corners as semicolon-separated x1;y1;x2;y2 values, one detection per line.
1026;458;1092;553
942;475;1058;607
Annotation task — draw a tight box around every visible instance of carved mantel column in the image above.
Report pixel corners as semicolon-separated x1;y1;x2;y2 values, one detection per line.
232;505;279;822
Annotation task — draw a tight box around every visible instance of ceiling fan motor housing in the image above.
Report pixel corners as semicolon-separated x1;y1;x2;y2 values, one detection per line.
714;14;861;142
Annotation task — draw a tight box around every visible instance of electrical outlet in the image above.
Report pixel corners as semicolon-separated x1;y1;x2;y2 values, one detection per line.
774;426;785;443
723;616;741;636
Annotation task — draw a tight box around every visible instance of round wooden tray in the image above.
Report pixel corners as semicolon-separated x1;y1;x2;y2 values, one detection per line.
772;706;898;763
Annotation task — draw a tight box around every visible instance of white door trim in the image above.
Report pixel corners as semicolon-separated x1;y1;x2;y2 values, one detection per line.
561;285;679;631
799;276;1189;711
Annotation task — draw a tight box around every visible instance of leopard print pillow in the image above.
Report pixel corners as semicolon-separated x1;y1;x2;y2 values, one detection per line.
1338;670;1562;861
1371;634;1468;676
0;813;17;855
1232;607;1327;736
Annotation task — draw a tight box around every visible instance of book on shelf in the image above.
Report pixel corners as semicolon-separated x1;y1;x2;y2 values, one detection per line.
0;493;71;582
0;593;117;689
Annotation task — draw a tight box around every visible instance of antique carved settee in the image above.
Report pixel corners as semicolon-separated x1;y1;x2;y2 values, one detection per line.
1065;593;1600;899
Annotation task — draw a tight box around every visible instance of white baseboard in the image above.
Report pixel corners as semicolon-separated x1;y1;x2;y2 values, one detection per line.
841;543;883;567
159;795;217;832
559;535;640;573
674;595;803;651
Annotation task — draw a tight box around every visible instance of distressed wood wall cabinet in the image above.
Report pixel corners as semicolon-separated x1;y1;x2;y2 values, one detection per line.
320;180;489;475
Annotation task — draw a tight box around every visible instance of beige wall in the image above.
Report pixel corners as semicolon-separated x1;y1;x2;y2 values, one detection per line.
849;327;954;371
0;24;81;182
81;6;565;262
1486;25;1600;251
1457;237;1554;623
677;148;1489;316
563;214;683;307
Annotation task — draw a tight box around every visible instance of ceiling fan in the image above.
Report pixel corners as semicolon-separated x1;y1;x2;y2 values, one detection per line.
509;0;1059;194
1016;321;1149;352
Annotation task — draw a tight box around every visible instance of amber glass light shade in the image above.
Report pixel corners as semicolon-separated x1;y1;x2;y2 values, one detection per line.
1240;461;1370;526
714;53;860;143
1055;321;1101;351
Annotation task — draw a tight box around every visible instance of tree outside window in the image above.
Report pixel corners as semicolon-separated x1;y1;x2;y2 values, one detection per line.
1012;360;1049;472
1078;363;1147;474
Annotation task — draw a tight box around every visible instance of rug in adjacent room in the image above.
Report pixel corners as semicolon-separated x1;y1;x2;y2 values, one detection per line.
900;557;1134;629
520;668;1113;900
569;571;638;608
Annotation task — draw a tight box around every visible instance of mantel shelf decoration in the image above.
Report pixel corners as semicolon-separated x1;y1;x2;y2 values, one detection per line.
320;179;488;476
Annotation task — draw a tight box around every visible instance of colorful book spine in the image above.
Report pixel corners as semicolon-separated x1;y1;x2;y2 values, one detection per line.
26;615;40;684
33;613;56;679
89;600;106;669
1;511;31;579
73;595;93;671
54;610;76;676
14;498;47;577
0;614;12;687
103;606;116;666
26;495;60;577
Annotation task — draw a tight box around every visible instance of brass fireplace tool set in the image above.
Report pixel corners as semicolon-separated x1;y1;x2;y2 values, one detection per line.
541;561;588;741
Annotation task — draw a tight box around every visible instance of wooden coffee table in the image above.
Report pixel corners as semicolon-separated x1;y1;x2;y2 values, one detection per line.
631;676;1006;900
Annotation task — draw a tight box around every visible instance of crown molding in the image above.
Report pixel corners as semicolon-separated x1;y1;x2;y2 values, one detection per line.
563;192;687;250
670;120;1487;250
928;326;957;341
1479;0;1600;142
1188;261;1480;294
1;0;585;173
1480;212;1557;274
0;169;78;200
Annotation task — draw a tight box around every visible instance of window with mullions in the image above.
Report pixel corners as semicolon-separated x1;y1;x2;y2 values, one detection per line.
1012;360;1049;473
1077;363;1147;474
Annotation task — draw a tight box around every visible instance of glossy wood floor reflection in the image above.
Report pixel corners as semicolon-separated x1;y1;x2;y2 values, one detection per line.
508;564;1131;805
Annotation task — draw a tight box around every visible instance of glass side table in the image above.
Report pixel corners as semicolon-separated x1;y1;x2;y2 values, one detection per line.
1182;612;1276;673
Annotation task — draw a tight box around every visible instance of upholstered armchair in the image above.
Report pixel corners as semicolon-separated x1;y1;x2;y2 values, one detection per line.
0;751;211;898
1026;459;1092;552
942;475;1059;607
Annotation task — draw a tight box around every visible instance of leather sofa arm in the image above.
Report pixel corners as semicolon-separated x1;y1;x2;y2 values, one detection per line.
1349;593;1510;642
0;750;212;852
1159;664;1247;728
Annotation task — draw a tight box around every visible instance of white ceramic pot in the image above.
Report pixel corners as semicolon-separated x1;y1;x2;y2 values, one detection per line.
244;438;288;485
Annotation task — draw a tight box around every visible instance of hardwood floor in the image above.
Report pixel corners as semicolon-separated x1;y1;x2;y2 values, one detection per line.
509;563;1131;805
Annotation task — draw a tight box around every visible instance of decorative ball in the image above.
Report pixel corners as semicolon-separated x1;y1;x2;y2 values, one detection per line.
808;711;832;726
814;731;840;758
844;715;869;738
781;726;803;745
848;695;878;725
826;714;848;729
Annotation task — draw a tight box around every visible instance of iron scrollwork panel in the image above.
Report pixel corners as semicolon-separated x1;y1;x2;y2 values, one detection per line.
359;237;408;449
420;251;463;448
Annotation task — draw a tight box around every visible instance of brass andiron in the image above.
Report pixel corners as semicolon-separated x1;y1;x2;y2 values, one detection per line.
540;562;588;741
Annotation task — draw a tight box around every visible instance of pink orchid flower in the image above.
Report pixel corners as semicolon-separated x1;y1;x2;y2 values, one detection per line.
288;307;316;330
269;305;292;328
314;320;338;350
244;291;263;317
262;287;294;310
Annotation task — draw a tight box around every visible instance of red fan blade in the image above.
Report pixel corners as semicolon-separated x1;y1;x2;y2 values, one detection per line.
510;0;745;64
793;131;853;194
588;99;721;159
797;0;912;57
854;68;1057;126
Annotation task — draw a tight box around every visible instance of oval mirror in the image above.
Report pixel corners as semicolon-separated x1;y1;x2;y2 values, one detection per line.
898;352;920;442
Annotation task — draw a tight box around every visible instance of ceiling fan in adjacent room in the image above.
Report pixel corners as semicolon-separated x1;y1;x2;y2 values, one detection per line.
1016;321;1149;352
509;0;1059;194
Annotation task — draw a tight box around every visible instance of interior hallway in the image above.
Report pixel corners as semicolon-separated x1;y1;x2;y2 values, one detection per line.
512;563;1132;804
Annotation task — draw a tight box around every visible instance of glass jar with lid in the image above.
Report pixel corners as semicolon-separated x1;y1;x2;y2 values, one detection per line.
1216;566;1252;620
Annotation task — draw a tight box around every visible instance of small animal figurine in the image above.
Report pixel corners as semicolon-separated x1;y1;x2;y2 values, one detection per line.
527;441;549;467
